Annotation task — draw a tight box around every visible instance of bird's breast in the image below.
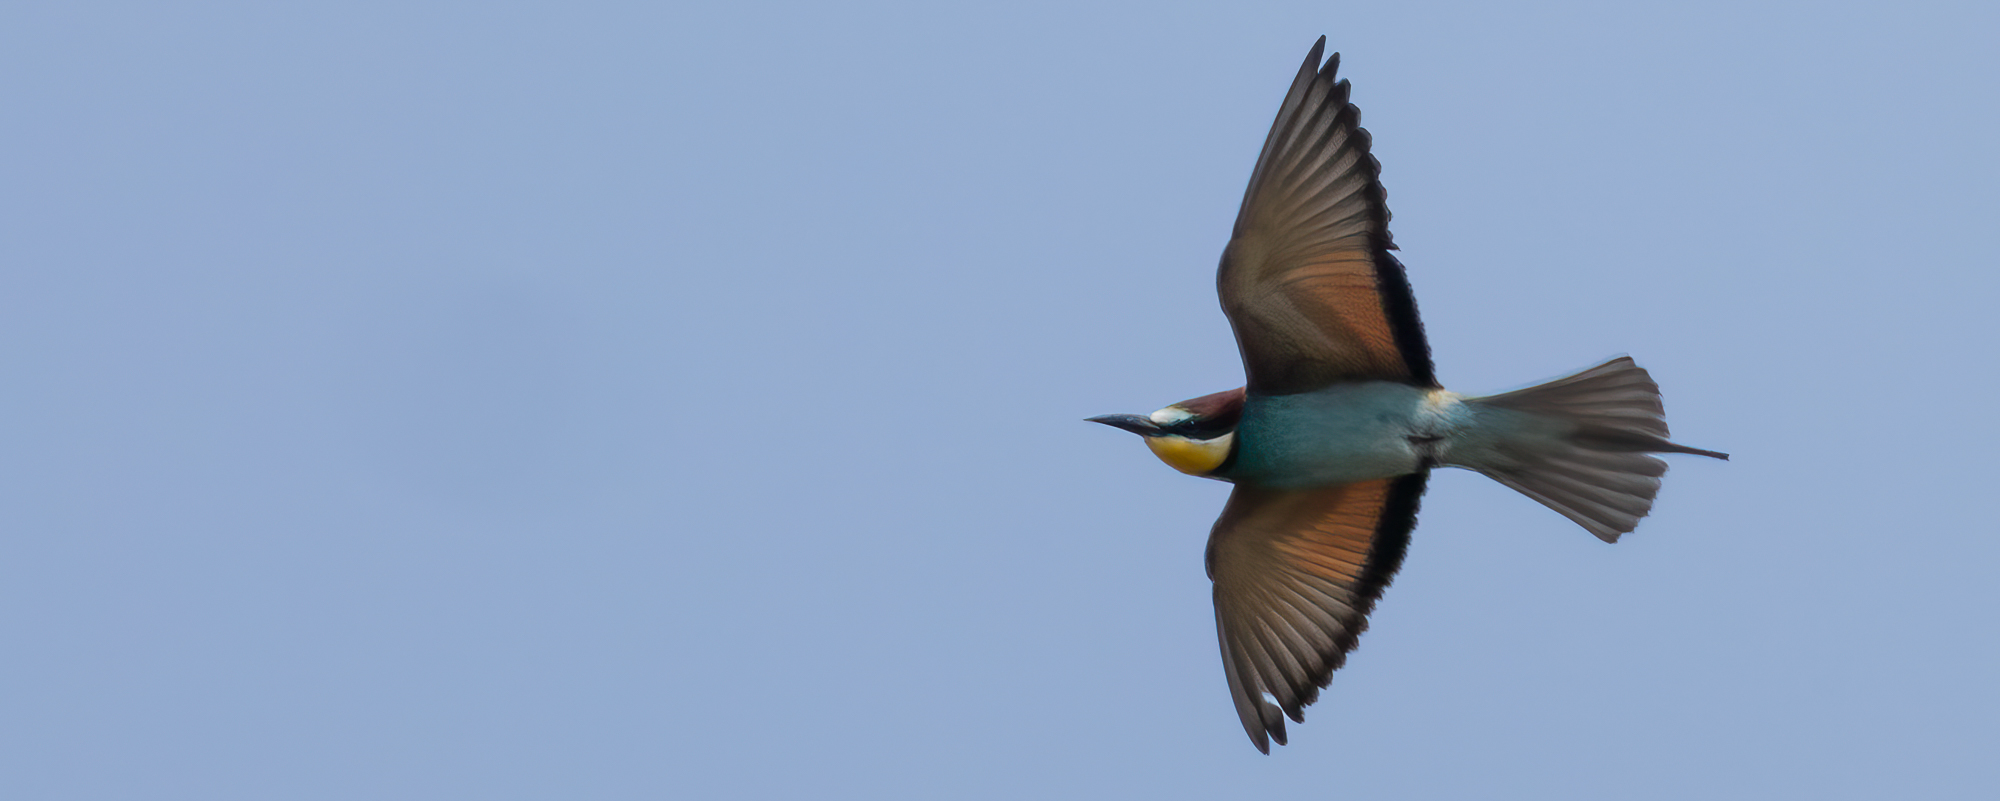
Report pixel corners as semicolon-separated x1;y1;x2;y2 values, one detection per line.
1228;383;1462;488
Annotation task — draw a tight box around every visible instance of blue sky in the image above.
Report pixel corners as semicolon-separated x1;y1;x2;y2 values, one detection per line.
4;1;1997;798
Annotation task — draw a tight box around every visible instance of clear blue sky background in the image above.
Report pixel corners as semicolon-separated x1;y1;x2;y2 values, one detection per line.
4;1;1997;798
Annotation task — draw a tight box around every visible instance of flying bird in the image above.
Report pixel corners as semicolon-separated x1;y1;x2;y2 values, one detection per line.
1089;37;1727;753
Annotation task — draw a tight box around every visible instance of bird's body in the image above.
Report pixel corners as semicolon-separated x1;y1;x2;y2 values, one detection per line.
1089;37;1726;753
1229;383;1453;488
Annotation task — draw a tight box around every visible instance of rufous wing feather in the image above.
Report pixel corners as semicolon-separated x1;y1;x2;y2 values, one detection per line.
1205;472;1428;752
1219;37;1433;394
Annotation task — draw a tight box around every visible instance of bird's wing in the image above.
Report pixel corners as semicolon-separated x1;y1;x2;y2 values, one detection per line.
1218;37;1433;395
1205;472;1428;752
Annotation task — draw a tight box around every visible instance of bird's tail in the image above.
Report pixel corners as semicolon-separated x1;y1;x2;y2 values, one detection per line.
1447;357;1727;542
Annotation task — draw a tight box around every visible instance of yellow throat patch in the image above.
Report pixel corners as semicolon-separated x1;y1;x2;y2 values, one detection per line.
1143;432;1235;476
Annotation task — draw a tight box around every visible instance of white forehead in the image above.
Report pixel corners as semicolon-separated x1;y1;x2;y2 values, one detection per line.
1149;405;1195;426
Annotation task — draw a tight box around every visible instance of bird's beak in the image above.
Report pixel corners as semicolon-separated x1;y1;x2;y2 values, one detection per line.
1087;414;1165;437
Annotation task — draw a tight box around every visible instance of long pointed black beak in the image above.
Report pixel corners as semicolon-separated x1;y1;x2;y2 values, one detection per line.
1087;414;1164;437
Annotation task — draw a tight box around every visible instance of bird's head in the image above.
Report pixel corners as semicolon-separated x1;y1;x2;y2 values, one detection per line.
1089;387;1245;477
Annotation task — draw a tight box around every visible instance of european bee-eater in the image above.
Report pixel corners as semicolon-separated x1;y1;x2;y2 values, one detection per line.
1089;37;1727;754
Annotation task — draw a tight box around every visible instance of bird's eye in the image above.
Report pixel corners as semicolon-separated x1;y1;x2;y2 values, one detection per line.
1170;418;1228;440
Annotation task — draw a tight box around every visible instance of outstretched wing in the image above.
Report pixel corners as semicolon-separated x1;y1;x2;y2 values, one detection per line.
1205;472;1429;752
1219;37;1434;395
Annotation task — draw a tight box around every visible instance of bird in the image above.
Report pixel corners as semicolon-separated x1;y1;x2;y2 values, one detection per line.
1087;37;1727;754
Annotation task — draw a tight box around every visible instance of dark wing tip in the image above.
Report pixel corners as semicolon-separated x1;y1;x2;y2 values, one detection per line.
1251;701;1287;753
1294;38;1327;89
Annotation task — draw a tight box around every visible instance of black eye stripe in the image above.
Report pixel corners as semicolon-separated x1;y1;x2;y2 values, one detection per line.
1167;418;1234;440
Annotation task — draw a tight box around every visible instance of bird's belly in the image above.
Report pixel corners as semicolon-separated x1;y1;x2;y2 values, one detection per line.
1230;382;1446;488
